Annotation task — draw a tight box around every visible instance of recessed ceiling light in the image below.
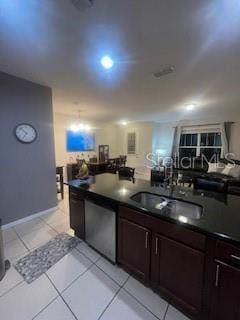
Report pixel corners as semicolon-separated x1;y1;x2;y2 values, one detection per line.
101;56;114;69
185;104;196;111
121;121;128;126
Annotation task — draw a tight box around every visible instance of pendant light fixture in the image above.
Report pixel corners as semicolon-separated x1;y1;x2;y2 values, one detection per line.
70;110;91;132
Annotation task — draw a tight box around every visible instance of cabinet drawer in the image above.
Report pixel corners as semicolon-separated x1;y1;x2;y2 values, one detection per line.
119;205;152;229
216;241;240;268
153;218;206;252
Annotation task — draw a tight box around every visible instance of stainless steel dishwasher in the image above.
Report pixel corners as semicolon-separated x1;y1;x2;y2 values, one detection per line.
85;199;116;263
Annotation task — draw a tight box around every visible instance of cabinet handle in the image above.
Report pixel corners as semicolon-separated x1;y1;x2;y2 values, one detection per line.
155;237;159;255
231;254;240;262
215;265;220;287
145;232;149;249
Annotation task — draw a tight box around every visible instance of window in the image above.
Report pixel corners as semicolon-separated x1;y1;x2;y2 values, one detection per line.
199;132;222;160
127;132;136;154
179;128;222;161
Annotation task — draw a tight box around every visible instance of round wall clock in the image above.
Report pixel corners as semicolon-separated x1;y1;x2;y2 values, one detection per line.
15;123;37;144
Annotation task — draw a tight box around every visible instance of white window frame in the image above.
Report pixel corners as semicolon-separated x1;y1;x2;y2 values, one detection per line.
179;125;223;158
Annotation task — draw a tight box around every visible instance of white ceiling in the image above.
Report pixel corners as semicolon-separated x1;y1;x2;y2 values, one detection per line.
0;0;240;123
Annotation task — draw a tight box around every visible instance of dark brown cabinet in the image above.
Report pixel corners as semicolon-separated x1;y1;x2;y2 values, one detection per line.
210;241;240;320
67;163;79;181
210;262;240;320
99;145;109;162
152;234;205;315
118;218;151;281
118;205;206;319
69;190;85;239
67;194;240;320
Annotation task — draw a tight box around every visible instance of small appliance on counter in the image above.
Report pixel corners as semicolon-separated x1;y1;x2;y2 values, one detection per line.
0;219;10;281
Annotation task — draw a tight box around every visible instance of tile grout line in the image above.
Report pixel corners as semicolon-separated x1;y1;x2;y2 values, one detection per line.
16;219;64;252
74;244;102;264
46;244;129;320
2;228;19;245
93;260;129;288
44;273;79;320
59;259;95;295
1;218;64;304
41;212;71;235
14;228;31;253
97;275;130;320
75;242;129;288
97;287;121;320
18;219;167;320
0;279;25;299
59;295;78;320
162;303;170;320
4;234;169;320
121;287;162;320
39;213;66;231
2;245;92;319
75;243;167;320
13;217;58;251
57;205;67;215
92;255;166;320
11;195;169;320
31;295;60;320
2;247;86;302
75;244;134;292
6;243;92;314
43;220;61;235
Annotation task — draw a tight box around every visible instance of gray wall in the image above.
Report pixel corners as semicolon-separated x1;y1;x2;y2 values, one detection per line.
0;72;57;225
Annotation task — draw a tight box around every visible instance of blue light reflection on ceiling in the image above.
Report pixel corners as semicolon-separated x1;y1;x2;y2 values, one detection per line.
0;0;54;54
183;0;240;76
84;48;128;87
202;0;240;43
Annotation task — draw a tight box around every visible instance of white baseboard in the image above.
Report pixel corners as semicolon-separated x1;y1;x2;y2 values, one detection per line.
2;206;59;230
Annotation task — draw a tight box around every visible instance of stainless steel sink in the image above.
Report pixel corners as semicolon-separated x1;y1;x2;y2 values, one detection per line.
130;192;203;220
166;199;203;220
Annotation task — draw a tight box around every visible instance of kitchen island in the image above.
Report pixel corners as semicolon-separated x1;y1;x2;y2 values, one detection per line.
66;173;240;320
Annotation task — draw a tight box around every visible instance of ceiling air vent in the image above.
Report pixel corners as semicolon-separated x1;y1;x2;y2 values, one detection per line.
153;66;176;79
71;0;95;11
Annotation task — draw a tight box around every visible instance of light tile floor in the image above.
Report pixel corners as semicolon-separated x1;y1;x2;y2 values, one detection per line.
1;188;190;320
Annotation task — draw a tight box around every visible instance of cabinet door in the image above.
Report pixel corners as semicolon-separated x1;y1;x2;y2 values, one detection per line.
118;218;151;281
152;234;205;315
69;198;85;239
211;262;240;320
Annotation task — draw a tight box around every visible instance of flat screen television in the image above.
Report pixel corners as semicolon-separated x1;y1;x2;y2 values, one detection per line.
66;130;95;152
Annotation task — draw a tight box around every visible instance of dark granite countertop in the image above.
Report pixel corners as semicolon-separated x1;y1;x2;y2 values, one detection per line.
66;173;240;245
